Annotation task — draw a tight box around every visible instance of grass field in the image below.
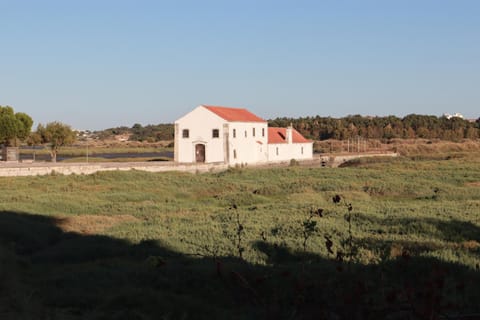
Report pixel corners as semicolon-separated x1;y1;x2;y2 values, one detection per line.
1;152;479;319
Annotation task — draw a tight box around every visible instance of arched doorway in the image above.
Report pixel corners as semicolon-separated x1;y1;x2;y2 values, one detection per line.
195;144;205;163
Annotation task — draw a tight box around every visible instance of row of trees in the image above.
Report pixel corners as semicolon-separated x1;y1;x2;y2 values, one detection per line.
0;105;75;162
97;114;479;144
269;114;480;141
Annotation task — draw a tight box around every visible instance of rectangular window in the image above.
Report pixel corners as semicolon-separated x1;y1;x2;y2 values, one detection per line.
233;129;236;138
244;130;247;138
252;128;255;137
276;147;279;155
233;149;237;159
182;129;189;138
262;128;265;137
301;147;304;154
212;129;219;138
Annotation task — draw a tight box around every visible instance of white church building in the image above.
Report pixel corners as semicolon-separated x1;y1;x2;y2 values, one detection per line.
174;105;313;165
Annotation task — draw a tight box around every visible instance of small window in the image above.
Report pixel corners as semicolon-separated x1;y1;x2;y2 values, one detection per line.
233;129;236;138
212;129;219;138
262;128;265;137
276;147;279;156
245;130;247;138
301;147;304;154
252;128;255;137
182;129;189;138
233;149;237;159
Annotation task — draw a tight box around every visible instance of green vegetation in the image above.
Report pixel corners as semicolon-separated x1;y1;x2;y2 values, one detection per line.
0;155;479;318
95;123;174;142
34;122;76;162
0;105;33;146
270;114;480;141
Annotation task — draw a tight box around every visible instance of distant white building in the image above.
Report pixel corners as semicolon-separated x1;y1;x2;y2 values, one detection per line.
174;105;313;165
443;112;464;120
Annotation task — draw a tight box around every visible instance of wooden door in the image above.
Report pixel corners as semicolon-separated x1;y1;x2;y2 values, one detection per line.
195;144;205;163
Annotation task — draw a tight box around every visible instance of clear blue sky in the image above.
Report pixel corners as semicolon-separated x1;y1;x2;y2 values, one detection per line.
1;0;479;130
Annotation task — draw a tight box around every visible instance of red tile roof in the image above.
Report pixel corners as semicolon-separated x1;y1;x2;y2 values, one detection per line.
268;127;311;144
203;105;266;122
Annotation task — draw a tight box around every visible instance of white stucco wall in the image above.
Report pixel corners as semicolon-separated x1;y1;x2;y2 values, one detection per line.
228;122;268;165
267;142;313;162
175;106;227;163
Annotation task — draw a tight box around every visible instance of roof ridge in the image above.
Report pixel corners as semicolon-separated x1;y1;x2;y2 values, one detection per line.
201;104;246;109
203;105;266;123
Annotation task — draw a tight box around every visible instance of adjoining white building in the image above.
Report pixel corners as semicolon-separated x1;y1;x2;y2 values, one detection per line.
267;127;312;162
174;105;313;165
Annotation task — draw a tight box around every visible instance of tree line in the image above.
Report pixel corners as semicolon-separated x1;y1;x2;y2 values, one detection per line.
269;114;480;141
1;105;75;162
95;114;480;143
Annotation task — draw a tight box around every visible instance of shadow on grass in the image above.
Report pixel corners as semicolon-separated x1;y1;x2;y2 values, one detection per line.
355;213;480;245
1;210;480;320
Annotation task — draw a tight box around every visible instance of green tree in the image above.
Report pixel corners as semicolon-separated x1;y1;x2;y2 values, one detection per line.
15;112;34;140
0;106;33;146
37;122;76;162
26;131;43;146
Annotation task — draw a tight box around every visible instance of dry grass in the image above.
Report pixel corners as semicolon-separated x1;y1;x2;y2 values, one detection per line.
466;181;480;187
458;240;480;250
54;214;138;235
393;139;480;156
315;138;480;156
